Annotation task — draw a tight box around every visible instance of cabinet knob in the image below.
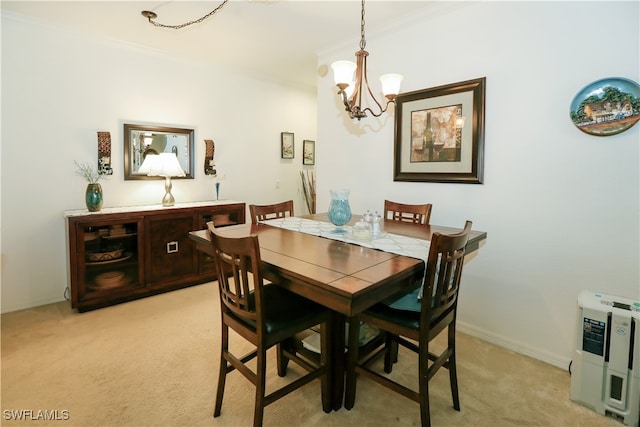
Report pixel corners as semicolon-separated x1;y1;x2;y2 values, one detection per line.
166;241;179;254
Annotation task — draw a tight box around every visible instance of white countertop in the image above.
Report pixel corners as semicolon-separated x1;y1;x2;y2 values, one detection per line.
64;200;244;218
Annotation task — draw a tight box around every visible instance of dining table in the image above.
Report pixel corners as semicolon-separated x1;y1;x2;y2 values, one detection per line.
189;213;487;410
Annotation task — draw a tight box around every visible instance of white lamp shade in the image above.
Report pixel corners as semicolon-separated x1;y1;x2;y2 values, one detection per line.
331;60;357;86
379;73;403;96
139;153;185;177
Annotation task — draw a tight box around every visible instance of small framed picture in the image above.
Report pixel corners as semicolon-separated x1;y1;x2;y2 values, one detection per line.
281;132;294;159
303;140;315;165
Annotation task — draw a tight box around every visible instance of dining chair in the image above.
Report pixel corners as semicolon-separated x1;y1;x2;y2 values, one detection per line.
249;200;294;224
208;224;332;427
384;200;432;225
344;221;473;427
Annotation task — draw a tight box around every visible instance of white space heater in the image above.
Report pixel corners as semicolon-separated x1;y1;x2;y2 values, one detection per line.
570;291;640;427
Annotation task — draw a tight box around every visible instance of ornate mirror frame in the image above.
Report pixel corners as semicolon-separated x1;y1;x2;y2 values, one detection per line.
124;123;195;180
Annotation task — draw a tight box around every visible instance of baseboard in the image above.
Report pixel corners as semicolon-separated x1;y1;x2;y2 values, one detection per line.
457;321;572;371
1;295;66;314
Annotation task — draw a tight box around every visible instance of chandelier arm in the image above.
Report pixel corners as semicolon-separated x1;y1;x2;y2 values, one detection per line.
338;89;353;113
361;57;385;114
142;0;229;29
361;100;394;118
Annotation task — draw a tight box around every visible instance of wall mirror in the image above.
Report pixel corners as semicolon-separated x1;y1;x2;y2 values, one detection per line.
124;123;195;180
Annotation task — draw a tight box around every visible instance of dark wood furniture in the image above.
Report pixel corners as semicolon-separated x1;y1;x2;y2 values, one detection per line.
65;201;245;312
189;214;487;410
384;200;432;225
249;200;294;224
208;226;332;427
344;221;473;427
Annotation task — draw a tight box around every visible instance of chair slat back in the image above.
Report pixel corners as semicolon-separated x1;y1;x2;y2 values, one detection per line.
209;227;264;324
249;200;294;224
422;221;472;322
384;200;432;225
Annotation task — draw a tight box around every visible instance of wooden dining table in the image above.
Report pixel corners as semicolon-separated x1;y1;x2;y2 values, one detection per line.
189;213;487;410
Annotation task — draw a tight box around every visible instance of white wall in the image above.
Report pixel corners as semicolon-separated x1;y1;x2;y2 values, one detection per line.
2;1;638;369
1;12;316;312
317;1;639;367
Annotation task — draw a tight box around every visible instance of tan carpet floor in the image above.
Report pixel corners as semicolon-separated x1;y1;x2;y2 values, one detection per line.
1;282;622;427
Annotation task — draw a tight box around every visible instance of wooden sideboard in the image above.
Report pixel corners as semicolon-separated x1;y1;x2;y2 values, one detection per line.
64;201;245;312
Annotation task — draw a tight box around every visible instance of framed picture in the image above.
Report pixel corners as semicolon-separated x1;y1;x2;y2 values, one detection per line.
393;77;486;183
281;132;294;159
302;140;315;165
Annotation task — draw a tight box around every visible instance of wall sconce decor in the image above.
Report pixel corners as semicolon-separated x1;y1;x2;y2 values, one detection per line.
97;131;113;176
204;139;217;175
139;153;186;207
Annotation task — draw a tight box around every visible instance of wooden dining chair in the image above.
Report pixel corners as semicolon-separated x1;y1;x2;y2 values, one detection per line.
249;200;294;224
384;200;432;226
208;225;333;427
344;221;473;427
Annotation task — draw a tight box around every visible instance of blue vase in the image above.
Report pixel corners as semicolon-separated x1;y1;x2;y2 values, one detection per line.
328;189;351;233
85;183;103;212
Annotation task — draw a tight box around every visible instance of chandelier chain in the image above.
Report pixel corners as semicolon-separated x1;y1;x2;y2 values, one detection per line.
360;0;367;50
146;0;229;30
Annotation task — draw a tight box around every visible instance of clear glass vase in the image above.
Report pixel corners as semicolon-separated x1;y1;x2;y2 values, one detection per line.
327;189;352;233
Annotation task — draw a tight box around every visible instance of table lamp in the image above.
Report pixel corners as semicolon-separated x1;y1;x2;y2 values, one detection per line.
139;152;186;206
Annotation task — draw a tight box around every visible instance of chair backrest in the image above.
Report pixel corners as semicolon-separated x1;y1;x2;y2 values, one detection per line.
208;226;266;328
421;221;472;329
384;200;432;225
249;200;294;224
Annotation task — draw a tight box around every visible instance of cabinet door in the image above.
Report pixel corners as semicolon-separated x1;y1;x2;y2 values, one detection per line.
196;204;246;274
145;213;196;285
68;216;143;311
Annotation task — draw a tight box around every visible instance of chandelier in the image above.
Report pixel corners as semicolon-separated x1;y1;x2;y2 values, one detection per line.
331;0;403;120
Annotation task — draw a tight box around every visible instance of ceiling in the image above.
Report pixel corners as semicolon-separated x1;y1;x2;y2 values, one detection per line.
2;0;439;90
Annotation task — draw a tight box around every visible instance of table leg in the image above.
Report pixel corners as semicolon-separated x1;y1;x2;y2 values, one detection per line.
331;311;346;410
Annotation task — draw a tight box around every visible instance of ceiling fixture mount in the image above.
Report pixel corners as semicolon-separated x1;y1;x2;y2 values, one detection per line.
141;0;229;29
331;0;403;121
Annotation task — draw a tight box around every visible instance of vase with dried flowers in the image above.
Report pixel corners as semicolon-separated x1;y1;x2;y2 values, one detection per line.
75;161;106;212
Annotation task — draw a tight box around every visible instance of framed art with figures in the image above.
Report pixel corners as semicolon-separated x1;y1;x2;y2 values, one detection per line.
302;140;315;165
281;132;294;159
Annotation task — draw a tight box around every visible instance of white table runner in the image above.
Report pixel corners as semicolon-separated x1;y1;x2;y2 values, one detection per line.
262;217;430;268
262;217;430;264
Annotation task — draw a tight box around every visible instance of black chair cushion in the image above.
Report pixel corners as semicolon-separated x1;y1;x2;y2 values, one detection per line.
366;302;422;330
262;285;327;334
232;285;326;335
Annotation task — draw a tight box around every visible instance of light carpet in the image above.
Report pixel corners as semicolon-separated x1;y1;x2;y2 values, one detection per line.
1;282;621;427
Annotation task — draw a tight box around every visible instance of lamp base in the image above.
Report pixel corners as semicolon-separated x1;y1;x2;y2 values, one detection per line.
162;176;175;207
